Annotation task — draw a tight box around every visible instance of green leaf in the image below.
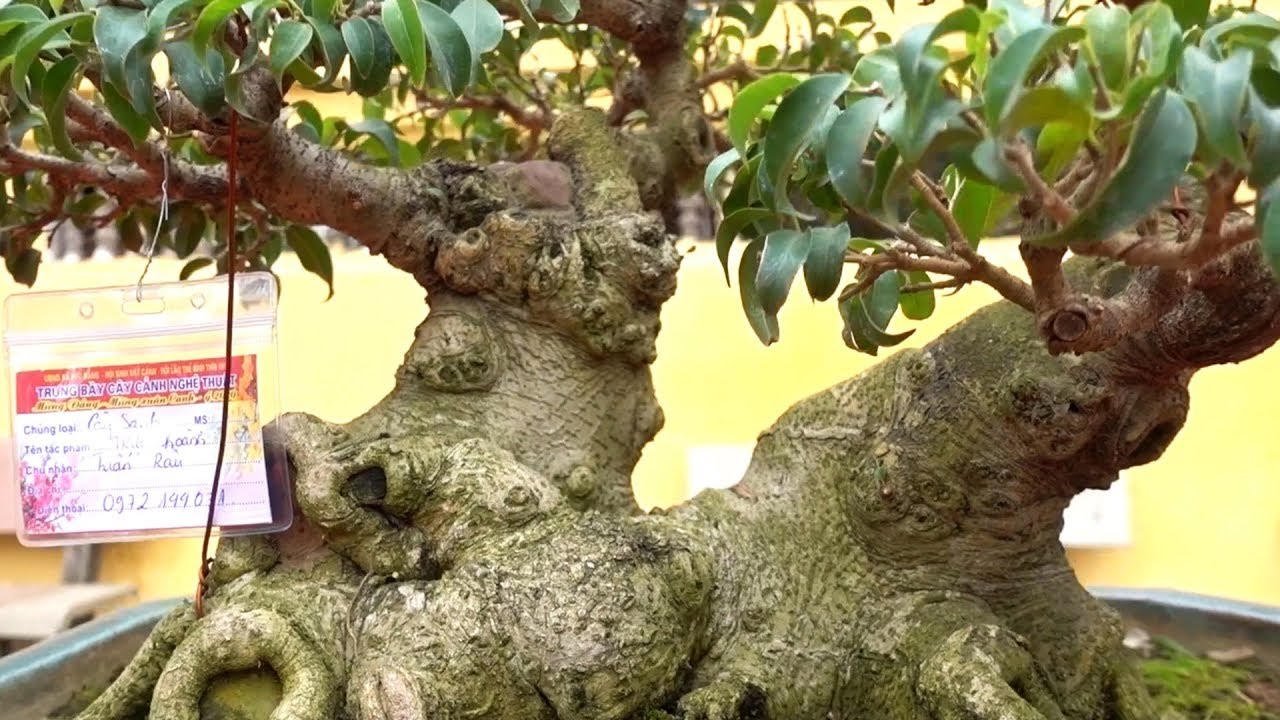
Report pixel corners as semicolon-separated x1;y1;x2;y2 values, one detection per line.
983;24;1084;130
739;237;780;345
897;269;935;320
839;296;877;354
270;19;313;79
1083;5;1130;92
450;0;502;77
310;0;339;21
508;0;537;30
1132;2;1181;79
11;12;90;105
722;153;761;217
283;55;322;88
1179;46;1251;167
339;16;373;77
964;136;1024;192
350;118;399;164
1036;120;1087;181
164;40;226;115
748;0;775;37
261;230;284;266
762;73;851;210
540;0;578;23
865;271;908;340
100;80;151;144
727;73;799;154
1032;89;1195;246
144;0;197;54
192;0;254;59
179;256;214;280
756;228;809;315
704;147;740;201
306;16;347;86
839;282;913;353
1202;12;1280;48
950;178;1005;248
384;0;426;85
715;207;773;284
1002;85;1091;135
1260;183;1280;279
867;143;899;216
0;4;47;35
293;100;324;134
42;55;81;160
803;223;850;301
852;47;901;97
1253;66;1280;107
349;19;394;96
1248;91;1280;189
286;224;334;299
839;6;871;26
1163;0;1207;30
172;204;206;258
5;247;41;287
825;95;887;207
94;6;147;95
123;46;162;129
417;0;471;95
896;7;980;96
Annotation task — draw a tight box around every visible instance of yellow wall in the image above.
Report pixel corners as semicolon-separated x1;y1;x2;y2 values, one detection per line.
0;243;1278;606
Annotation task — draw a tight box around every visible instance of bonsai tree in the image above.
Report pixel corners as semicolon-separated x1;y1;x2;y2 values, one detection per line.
3;0;1279;716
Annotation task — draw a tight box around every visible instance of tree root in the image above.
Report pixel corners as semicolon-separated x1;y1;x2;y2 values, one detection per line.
149;608;339;720
74;604;196;720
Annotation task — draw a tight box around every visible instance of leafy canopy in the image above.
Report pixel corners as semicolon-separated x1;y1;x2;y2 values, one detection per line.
708;0;1280;353
0;0;1276;357
0;0;873;292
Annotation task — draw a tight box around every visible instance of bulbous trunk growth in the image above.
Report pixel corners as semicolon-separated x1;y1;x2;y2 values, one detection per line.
72;111;1280;720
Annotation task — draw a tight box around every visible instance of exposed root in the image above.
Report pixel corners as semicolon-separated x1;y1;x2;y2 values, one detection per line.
74;605;196;720
281;412;438;580
149;608;339;720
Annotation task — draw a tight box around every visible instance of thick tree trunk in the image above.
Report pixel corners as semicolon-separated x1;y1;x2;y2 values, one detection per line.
71;108;1280;720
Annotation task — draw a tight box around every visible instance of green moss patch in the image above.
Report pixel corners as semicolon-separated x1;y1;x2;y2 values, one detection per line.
1138;638;1280;720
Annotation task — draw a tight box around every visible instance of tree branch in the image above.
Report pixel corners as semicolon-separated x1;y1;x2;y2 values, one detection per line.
64;93;228;204
414;92;551;132
1005;142;1075;225
230;119;437;277
696;60;758;88
906;173;1036;310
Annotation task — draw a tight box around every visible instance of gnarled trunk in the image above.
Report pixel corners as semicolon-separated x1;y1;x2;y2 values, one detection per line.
71;108;1280;720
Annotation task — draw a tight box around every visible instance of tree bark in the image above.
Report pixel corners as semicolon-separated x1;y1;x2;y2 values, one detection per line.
71;104;1280;720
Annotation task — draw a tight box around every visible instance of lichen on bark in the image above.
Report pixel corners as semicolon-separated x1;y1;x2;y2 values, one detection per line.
71;97;1280;720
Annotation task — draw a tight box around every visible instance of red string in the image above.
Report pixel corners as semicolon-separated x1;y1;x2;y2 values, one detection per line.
195;111;239;619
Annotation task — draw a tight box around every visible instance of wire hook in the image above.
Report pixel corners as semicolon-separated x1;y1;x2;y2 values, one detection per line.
135;88;174;303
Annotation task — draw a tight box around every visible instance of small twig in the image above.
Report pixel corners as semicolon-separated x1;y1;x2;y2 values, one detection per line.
414;93;551;132
960;109;989;136
1005;142;1076;225
1087;63;1112;113
696;60;759;88
901;277;967;294
1053;152;1096;199
910;172;968;252
845;205;945;257
1071;217;1258;270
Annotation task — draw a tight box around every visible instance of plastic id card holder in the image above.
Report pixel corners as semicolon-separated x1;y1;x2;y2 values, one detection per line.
2;272;292;546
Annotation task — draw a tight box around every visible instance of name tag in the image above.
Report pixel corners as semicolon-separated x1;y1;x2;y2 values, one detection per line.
4;273;292;546
14;355;273;538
